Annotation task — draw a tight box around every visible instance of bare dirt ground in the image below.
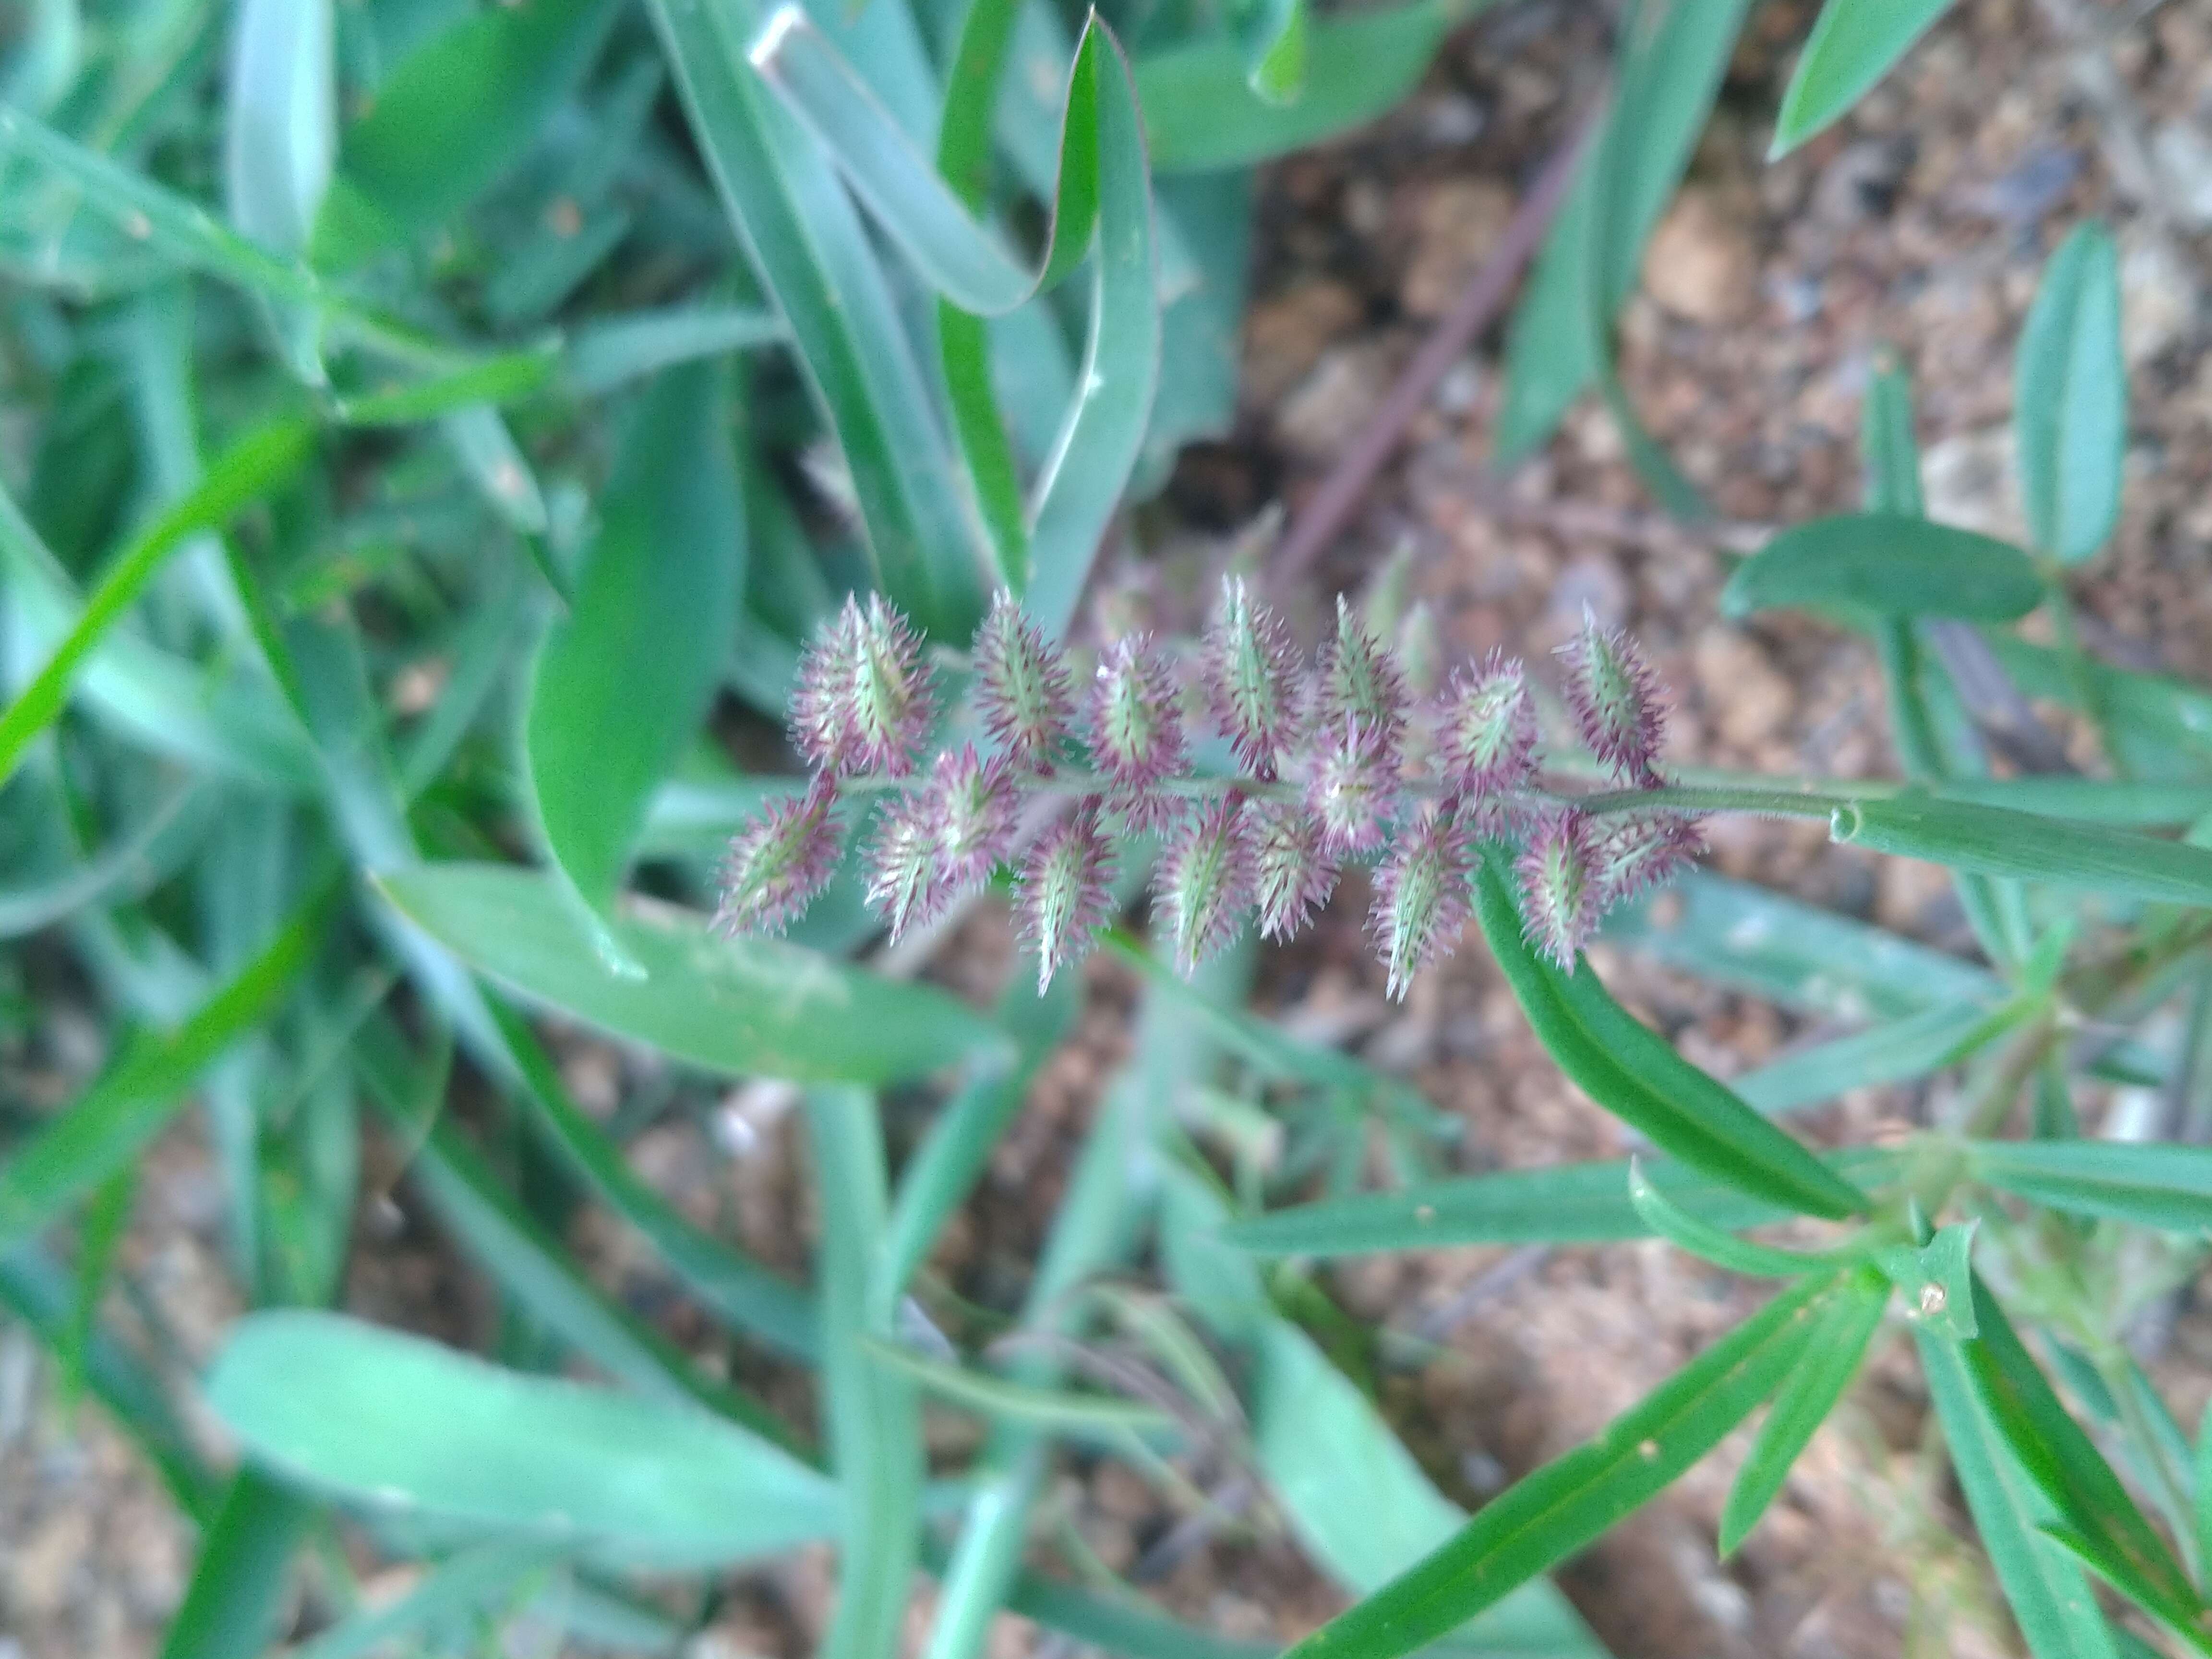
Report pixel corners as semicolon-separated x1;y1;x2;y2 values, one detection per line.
8;1;2212;1656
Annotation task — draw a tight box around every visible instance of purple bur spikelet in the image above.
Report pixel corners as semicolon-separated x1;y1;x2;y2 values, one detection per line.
864;744;1020;941
972;590;1073;772
1305;718;1397;857
865;793;949;943
792;593;938;777
1371;807;1471;999
1248;799;1338;941
1594;814;1707;908
1435;652;1539;810
1202;577;1302;778
1158;797;1255;973
1018;802;1116;992
1517;808;1601;971
1088;634;1188;829
1559;613;1665;786
1312;595;1410;768
716;777;842;936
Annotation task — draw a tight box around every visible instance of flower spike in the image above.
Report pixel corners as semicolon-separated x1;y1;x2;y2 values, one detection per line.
930;743;1022;894
1248;799;1339;941
1594;814;1706;909
1370;806;1472;999
1558;613;1665;786
1202;576;1302;778
1516;808;1601;971
1089;634;1189;830
972;590;1073;771
1157;797;1256;974
1435;652;1540;807
1311;595;1409;767
716;777;842;937
791;593;938;777
1018;802;1117;992
865;793;954;943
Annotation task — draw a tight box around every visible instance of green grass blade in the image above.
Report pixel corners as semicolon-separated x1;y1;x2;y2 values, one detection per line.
863;1335;1178;1442
330;348;559;425
1496;0;1743;463
0;1244;221;1523
750;5;1098;314
59;1163;137;1406
1022;21;1159;640
0;883;328;1253
378;862;1005;1083
205;1310;838;1568
1222;1149;1902;1257
1133;0;1460;172
1971;1139;2212;1231
526;361;744;920
0;416;314;786
290;1539;572;1659
160;1470;316;1659
486;997;817;1361
807;1085;924;1659
1604;867;2000;1019
1627;1158;1843;1278
1282;1273;1840;1659
311;0;622;265
1723;513;2044;621
647;0;982;638
563;305;785;396
1916;1323;2123;1659
1472;849;1866;1221
1735;1000;2011;1116
0;781;205;938
1962;1277;2201;1633
1772;0;1955;159
1831;792;2212;908
1719;1268;1888;1557
2016;222;2125;567
224;0;334;254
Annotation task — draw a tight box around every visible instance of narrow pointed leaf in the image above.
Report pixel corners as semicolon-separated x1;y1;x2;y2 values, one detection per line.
1830;792;2212;908
1723;514;2044;622
160;1471;315;1659
225;0;335;253
205;1311;838;1568
1772;0;1955;159
1628;1159;1843;1277
1971;1140;2212;1232
1719;1267;1888;1556
1473;850;1866;1221
2017;222;2126;566
1283;1274;1843;1659
379;863;1003;1083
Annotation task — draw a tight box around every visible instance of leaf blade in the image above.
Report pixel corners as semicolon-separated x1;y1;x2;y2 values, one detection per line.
1723;513;2044;622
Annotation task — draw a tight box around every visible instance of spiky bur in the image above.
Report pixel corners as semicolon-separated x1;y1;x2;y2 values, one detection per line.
1594;814;1707;909
1202;577;1302;778
862;745;1021;940
1559;613;1665;785
1088;633;1189;830
1017;802;1116;992
972;590;1073;772
1304;718;1398;857
1157;797;1256;973
865;794;949;943
1434;652;1539;813
1371;807;1472;999
1248;799;1338;941
1311;595;1409;768
1517;808;1601;971
791;593;938;777
715;777;842;937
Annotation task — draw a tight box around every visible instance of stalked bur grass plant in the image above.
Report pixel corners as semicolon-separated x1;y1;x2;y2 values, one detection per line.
716;580;1705;991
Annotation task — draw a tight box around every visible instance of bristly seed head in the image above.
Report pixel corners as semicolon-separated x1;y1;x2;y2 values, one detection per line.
1593;814;1706;909
1311;595;1409;768
1157;796;1256;974
972;589;1073;772
1516;808;1600;972
1370;806;1472;999
1247;798;1339;941
929;743;1021;894
1558;612;1665;786
1088;633;1188;800
1434;652;1540;808
1017;801;1117;993
864;793;953;943
716;776;842;937
1202;576;1302;779
1304;717;1398;858
791;593;938;777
